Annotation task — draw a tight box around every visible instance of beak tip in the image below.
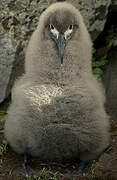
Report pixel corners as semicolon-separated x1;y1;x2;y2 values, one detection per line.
61;57;63;64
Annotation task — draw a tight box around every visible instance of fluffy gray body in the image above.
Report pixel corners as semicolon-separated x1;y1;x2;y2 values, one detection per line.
5;2;109;163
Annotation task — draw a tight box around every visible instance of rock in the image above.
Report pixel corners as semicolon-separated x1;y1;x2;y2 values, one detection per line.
103;47;117;117
0;25;15;103
110;0;117;12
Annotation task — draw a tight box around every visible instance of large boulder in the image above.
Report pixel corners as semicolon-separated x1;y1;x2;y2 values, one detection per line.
0;26;15;103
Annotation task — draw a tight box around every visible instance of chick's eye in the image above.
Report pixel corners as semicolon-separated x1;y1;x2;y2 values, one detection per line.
50;24;54;30
69;25;73;30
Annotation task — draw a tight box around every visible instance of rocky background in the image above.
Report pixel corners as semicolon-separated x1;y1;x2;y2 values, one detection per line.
0;0;117;115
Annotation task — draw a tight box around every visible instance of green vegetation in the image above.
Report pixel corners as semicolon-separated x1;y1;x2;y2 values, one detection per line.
90;161;104;175
0;112;7;155
0;112;6;134
24;168;58;180
0;112;5;122
92;48;108;77
0;139;8;155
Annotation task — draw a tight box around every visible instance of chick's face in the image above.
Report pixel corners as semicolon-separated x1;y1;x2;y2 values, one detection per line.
42;9;79;64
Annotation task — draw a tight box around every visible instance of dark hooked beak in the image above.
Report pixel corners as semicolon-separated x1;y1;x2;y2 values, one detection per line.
56;34;66;64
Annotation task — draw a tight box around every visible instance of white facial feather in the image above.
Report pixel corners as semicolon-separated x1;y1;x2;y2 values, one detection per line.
50;24;73;40
64;28;73;40
50;25;59;39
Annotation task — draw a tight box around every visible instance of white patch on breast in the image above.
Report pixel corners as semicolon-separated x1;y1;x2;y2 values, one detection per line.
25;85;63;111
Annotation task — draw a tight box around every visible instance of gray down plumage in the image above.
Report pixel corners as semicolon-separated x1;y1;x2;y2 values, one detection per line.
5;2;110;163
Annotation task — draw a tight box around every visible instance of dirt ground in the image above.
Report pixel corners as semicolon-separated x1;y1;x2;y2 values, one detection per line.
0;102;117;180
